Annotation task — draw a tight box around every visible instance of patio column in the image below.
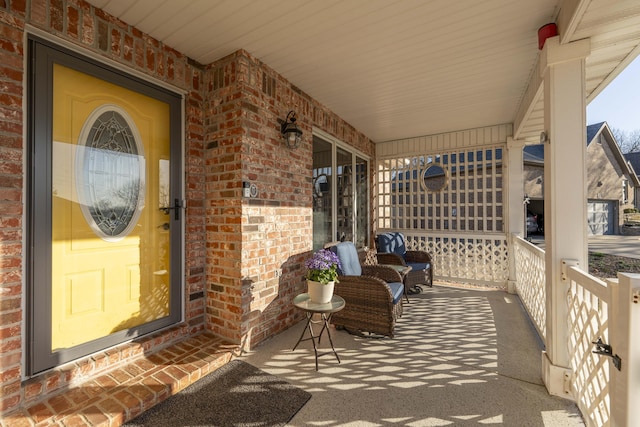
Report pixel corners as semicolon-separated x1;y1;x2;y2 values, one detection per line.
506;137;526;294
540;36;591;397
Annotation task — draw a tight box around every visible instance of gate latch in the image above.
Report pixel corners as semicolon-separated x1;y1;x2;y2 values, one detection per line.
592;337;622;371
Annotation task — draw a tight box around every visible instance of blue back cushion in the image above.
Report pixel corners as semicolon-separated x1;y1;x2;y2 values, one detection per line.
377;232;407;257
331;242;362;276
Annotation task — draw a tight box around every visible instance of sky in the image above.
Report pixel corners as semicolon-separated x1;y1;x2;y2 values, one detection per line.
587;54;640;134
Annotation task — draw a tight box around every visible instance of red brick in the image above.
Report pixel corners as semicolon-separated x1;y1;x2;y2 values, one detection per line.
44;373;62;393
0;119;21;134
111;27;121;56
50;0;64;32
81;8;94;46
123;33;133;62
0;411;32;427
126;384;156;410
67;4;79;38
2;379;21;396
0;238;21;257
23;380;43;401
96;396;126;420
47;393;74;413
145;45;155;72
82;405;110;426
0;393;20;413
28;402;56;425
11;0;26;16
93;374;117;390
111;389;141;414
109;369;133;385
59;413;91;427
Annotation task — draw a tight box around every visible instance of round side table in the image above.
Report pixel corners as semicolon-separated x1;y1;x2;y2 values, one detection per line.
292;293;345;370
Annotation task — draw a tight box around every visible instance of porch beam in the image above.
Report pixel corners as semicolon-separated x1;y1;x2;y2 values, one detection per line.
513;56;543;141
540;35;591;398
557;0;592;45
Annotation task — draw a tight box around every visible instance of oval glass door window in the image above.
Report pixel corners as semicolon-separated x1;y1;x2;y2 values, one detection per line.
76;105;145;241
421;163;447;192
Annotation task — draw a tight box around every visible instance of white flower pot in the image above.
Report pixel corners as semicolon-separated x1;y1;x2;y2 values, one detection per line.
307;280;335;304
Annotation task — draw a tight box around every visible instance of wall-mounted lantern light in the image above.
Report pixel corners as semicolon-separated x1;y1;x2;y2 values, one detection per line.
280;110;303;149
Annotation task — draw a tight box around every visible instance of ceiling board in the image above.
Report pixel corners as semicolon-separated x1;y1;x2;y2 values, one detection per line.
86;0;640;143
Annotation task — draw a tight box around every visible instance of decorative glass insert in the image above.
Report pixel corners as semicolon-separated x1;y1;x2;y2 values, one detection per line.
76;105;145;241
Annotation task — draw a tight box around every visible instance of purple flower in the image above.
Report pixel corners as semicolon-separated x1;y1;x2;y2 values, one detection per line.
305;249;341;284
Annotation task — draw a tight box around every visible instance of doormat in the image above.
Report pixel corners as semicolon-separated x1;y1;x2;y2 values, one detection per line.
125;359;311;427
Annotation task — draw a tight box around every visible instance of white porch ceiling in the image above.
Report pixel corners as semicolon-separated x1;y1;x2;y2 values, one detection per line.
86;0;640;144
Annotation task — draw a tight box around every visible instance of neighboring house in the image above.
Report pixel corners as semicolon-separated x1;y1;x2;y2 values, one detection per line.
624;152;640;209
524;122;640;235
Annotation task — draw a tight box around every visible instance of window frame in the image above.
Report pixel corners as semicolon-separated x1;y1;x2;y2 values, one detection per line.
312;129;370;249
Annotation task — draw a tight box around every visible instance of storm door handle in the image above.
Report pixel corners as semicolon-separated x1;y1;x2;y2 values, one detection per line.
160;198;185;220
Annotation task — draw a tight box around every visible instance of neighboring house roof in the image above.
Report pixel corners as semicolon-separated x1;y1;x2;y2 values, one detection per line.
586;121;606;145
625;152;640;178
524;122;640;187
590;122;640;187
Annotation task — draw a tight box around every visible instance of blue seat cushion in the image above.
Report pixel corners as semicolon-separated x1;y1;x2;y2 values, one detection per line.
407;262;430;272
387;282;404;304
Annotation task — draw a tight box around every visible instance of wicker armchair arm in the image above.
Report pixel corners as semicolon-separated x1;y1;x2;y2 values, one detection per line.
332;275;397;338
361;265;403;283
405;250;432;263
334;275;393;303
376;252;406;266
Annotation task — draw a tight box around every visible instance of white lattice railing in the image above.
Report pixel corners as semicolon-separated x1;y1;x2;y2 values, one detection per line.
395;230;640;425
512;234;546;341
389;230;509;287
563;265;640;427
564;263;611;427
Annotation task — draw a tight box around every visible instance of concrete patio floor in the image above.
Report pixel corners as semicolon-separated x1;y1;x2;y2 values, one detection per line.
241;285;585;426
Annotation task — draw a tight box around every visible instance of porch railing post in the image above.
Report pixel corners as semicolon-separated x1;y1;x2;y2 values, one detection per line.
610;273;640;427
506;138;526;294
540;36;591;397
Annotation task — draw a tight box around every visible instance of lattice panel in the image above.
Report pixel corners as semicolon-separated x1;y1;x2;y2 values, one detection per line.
403;233;509;286
567;281;610;427
377;146;504;234
513;238;546;340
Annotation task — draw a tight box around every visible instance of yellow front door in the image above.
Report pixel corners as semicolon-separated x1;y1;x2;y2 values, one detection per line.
51;64;171;350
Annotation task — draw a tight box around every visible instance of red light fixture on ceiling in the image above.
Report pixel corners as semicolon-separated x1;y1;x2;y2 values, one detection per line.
538;23;558;50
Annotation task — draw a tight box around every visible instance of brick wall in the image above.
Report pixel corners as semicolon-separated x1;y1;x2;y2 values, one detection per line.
0;0;26;415
203;50;375;348
0;0;375;416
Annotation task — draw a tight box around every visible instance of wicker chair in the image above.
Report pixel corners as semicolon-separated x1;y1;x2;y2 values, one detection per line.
359;247;413;303
328;241;404;338
376;232;434;295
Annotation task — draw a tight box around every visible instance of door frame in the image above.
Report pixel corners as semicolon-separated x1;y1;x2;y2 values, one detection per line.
27;35;185;375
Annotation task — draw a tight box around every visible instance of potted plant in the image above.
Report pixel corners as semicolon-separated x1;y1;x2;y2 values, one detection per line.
304;249;341;303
